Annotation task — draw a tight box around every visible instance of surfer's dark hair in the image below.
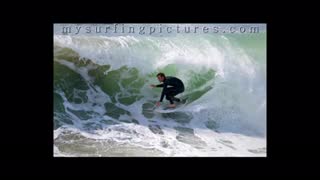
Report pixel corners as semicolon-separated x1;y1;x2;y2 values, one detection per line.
157;72;166;78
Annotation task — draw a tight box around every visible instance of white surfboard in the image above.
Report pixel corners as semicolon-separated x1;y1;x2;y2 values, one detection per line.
154;99;187;113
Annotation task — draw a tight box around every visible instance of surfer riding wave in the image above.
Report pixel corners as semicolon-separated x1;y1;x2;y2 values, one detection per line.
150;72;185;108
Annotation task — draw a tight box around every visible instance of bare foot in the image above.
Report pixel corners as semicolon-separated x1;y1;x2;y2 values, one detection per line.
167;104;176;108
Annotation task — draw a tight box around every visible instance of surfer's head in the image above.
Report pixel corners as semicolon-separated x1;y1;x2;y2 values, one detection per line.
157;72;166;82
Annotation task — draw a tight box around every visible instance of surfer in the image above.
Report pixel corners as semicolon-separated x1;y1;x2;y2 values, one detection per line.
150;72;185;108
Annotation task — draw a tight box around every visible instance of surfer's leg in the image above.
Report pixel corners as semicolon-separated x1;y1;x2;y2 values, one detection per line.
173;97;180;102
165;87;176;104
169;88;182;102
165;94;174;104
166;87;184;104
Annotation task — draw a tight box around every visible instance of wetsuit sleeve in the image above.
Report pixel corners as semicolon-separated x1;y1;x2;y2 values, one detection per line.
156;84;164;87
159;83;167;102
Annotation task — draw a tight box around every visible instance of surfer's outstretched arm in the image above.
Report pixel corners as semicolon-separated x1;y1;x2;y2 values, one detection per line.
150;84;164;88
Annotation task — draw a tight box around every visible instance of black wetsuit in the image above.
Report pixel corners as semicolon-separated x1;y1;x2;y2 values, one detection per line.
156;76;185;104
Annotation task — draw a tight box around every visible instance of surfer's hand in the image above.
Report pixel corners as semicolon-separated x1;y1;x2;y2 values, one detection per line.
150;84;156;88
156;101;161;107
